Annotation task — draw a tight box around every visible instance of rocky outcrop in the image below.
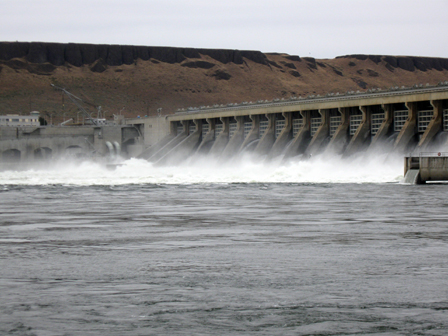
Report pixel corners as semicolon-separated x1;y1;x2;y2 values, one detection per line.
211;69;231;80
2;41;447;76
303;57;318;70
281;62;296;69
181;61;216;69
90;59;107;73
284;55;301;62
0;42;269;67
338;54;448;72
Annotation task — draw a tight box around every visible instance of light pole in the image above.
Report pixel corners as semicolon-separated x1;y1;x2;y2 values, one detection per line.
77;111;84;125
157;108;162;141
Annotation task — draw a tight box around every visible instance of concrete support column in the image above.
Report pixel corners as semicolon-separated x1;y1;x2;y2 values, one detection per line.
304;109;330;157
23;142;34;162
267;112;293;160
155;119;202;166
344;106;372;157
415;100;443;152
145;120;189;161
194;119;202;134
173;119;189;135
254;114;276;156
170;121;177;136
282;110;311;160
393;102;418;153
325;107;350;154
238;114;260;153
138;121;177;159
221;116;245;159
180;120;189;134
208;117;230;157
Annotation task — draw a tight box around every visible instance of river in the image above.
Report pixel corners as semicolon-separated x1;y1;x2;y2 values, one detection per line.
1;154;447;335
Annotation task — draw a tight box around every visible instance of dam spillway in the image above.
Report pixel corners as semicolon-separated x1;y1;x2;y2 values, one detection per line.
2;83;448;166
129;83;448;165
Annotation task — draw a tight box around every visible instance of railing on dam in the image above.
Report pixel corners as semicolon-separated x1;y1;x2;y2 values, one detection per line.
418;152;448;157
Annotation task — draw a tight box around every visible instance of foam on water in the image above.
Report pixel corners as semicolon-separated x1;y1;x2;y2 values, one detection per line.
0;153;403;185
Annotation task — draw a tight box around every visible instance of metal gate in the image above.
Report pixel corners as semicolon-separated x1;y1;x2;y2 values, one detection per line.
259;120;269;137
350;115;362;135
310;118;321;137
292;118;303;137
394;110;408;131
215;124;223;138
444;109;448;131
417;110;433;133
229;123;237;138
275;120;285;138
202;123;209;135
244;122;252;138
189;124;196;135
371;113;384;136
330;116;341;136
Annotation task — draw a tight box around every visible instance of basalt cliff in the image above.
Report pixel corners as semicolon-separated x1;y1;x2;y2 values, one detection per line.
1;42;448;122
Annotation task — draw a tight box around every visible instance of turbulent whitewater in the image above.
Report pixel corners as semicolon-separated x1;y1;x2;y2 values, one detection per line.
0;153;403;185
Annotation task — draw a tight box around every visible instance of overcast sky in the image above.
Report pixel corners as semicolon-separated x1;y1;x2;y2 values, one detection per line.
2;0;447;59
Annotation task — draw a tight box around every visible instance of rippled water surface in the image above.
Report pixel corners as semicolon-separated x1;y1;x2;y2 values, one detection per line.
1;158;448;335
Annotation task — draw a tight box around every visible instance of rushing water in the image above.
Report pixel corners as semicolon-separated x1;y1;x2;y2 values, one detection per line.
1;154;448;335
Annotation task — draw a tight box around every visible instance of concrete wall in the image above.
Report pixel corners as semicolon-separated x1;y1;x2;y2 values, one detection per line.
0;125;139;163
126;116;170;148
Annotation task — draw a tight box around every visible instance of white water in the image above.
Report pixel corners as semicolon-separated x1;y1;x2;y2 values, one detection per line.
0;153;404;185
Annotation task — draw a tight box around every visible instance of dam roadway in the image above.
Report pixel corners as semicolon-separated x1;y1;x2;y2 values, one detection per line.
129;83;448;165
171;84;448;119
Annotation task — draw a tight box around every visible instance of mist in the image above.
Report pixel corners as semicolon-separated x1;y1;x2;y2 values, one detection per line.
0;151;404;186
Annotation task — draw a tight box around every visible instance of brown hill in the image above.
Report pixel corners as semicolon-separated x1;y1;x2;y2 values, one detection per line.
1;42;448;124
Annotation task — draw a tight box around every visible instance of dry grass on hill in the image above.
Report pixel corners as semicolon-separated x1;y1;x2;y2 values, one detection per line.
1;50;448;124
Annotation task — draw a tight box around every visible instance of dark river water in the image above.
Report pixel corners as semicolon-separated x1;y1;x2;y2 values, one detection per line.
1;178;448;335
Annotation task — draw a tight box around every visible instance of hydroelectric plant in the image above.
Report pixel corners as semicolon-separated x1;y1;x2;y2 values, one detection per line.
128;83;448;166
2;83;448;169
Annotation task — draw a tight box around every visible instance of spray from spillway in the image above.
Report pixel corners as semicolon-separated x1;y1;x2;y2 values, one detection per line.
0;152;404;186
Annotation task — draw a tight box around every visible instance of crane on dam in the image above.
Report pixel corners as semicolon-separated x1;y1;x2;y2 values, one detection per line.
50;84;105;126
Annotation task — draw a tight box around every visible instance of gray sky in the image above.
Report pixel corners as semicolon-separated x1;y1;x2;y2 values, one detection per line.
2;0;448;59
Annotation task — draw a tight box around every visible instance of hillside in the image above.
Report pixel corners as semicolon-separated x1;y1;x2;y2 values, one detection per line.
1;42;448;124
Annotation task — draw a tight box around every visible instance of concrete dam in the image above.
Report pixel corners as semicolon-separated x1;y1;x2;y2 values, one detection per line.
2;83;448;167
128;83;448;165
